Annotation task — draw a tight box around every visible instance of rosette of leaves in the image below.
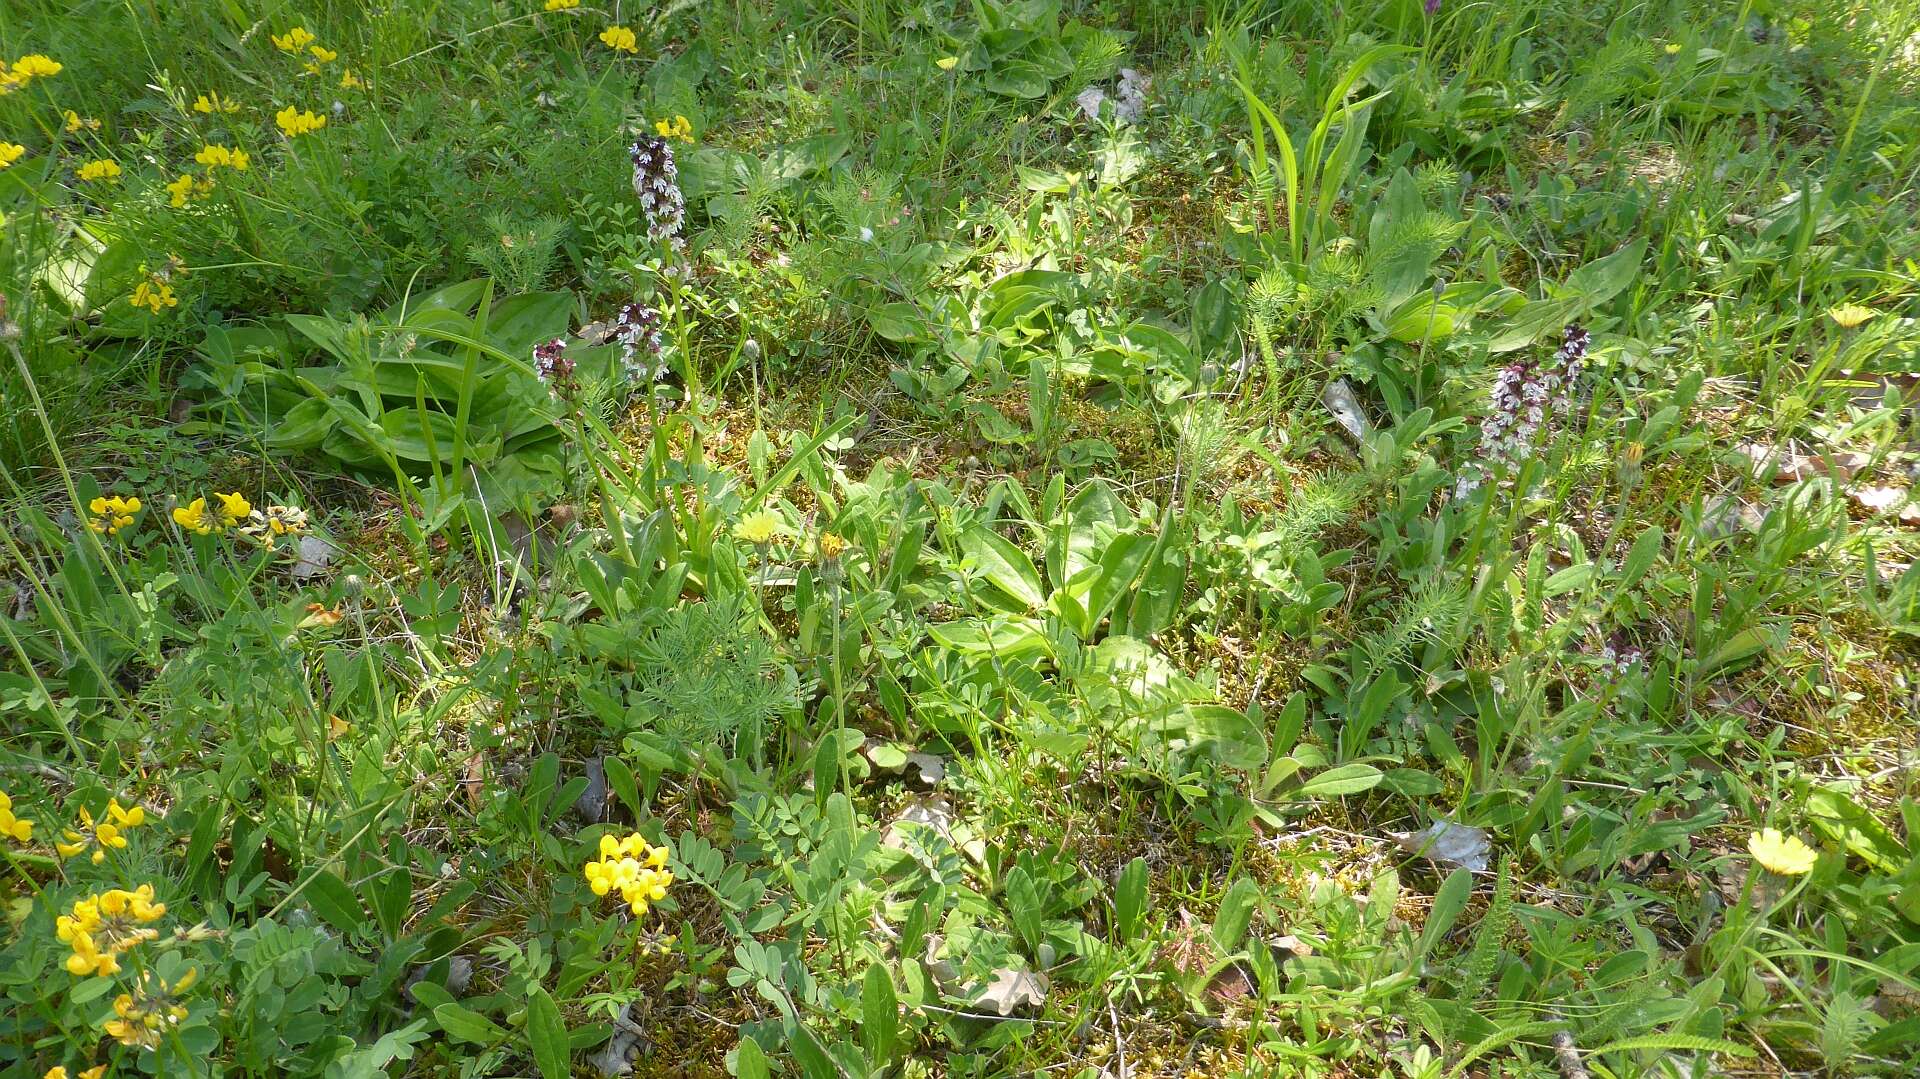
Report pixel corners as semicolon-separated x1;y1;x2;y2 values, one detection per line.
185;279;609;498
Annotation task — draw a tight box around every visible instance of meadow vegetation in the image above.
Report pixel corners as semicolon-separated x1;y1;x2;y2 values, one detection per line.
2;0;1919;1075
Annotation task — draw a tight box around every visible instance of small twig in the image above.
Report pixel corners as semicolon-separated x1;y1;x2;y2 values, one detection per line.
1551;1023;1590;1079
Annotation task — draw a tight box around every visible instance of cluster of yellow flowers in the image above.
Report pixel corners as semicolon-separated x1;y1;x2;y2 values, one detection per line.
275;105;327;137
193;90;241;114
131;275;178;314
599;25;639;53
0;790;33;842
55;798;145;864
104;968;197;1049
653;115;694;142
0;142;25;169
194;144;250;172
270;26;317;53
64;109;100;133
43;1066;106;1079
166;172;214;208
86;494;142;535
173;491;253;535
76;159;121;183
55;884;166;977
582;832;675;916
0;53;62;94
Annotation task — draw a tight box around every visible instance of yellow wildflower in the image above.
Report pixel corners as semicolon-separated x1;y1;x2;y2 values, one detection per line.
63;110;99;133
583;832;674;916
13;54;63;79
0;63;21;94
214;491;252;527
131;279;177;314
0;790;33;842
271;27;316;53
166;172;215;207
194;144;249;171
77;159;121;182
1748;828;1817;876
86;494;142;535
653;115;693;141
56;798;145;864
103;968;196;1049
194;91;241;114
0;143;23;169
339;68;362;89
172;497;213;534
815;531;847;560
275;106;327;137
936;56;959;71
55;884;165;977
1827;303;1876;329
545;0;580;8
308;45;337;63
733;510;784;545
600;25;638;53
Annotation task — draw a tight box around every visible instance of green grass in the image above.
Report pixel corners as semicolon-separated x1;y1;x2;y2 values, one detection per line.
2;0;1920;1076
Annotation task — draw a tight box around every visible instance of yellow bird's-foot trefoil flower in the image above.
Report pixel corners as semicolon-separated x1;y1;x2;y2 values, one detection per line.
0;790;33;842
86;494;142;535
583;832;674;916
56;884;166;977
271;27;316;53
275;106;327;137
56;798;146;863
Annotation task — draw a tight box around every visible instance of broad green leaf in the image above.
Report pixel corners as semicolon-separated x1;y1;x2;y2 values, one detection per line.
1298;763;1384;798
433;1003;506;1045
1211;877;1262;952
524;986;569;1079
958;526;1047;609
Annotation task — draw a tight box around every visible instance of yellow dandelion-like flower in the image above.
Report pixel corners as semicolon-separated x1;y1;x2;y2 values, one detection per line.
936;56;959;71
275;106;327;137
599;25;638;53
13;54;63;79
271;27;316;53
1748;828;1818;876
1826;303;1876;329
733;510;784;545
0;143;26;169
194;91;241;114
0;790;33;842
76;158;121;182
